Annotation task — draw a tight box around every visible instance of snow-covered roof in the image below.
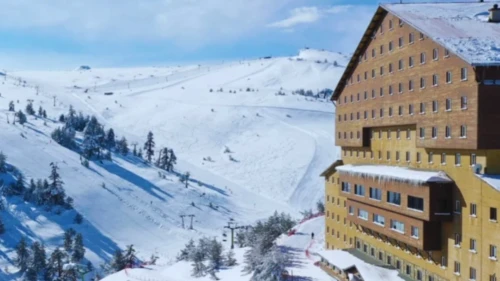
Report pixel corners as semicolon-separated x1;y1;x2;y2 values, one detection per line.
336;164;452;185
382;2;500;66
477;174;500;191
318;250;405;281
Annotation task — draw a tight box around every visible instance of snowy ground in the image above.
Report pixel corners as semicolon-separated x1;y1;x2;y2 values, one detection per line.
102;216;337;281
0;49;345;279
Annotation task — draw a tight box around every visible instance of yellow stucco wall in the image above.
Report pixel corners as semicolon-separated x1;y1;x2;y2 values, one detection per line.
325;126;500;281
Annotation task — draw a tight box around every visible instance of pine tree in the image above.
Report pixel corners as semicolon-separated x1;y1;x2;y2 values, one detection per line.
191;247;207;277
17;110;27;125
177;239;196;261
9;101;15;111
14;237;30;272
116;137;129;155
138;148;143;159
225;250;237;266
25;101;35;115
105;128;116;149
48;162;66;206
0;217;5;234
316;200;325;214
183;171;190;188
7;173;25;196
166;149;177;172
82;116;105;159
144;131;155;162
31;241;47;272
63;228;76;252
48;248;65;279
38;106;43;116
157;147;169;170
74;213;83;224
123;245;136;267
24;267;37;281
72;233;85;262
110;250;126;272
0;151;7;173
208;239;223;270
132;144;137;156
42;110;47;118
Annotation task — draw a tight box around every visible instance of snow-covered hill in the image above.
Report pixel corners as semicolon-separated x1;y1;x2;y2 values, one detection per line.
0;48;344;279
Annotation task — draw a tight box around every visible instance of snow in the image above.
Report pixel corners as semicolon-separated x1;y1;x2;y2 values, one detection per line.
317;249;404;281
0;49;343;278
476;173;500;191
102;216;337;281
383;2;500;65
336;164;452;185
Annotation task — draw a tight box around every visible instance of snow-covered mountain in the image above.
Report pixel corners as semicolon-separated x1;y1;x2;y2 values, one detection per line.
0;48;345;279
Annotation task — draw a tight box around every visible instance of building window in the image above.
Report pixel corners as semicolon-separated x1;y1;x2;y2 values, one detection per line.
373;214;385;226
460;125;467;138
378;151;382;159
387;255;392;265
398;59;404;70
388;63;393;73
444;49;450;57
396;129;401;139
454;261;461;275
409;56;414;67
419;102;425;114
490;245;497;259
433;48;439;60
357;112;360;120
350;132;353;139
455;153;461;166
491;275;497;281
420;52;426;64
469;267;476;281
354;184;365;196
364;91;367;100
357;93;360;101
428;152;434;163
432;100;438;112
455;233;461;246
372;69;375;78
409;104;414;115
396;151;400;161
364;111;368;119
446;98;452;111
399;18;403;27
441;256;447;267
380;45;384;54
419;32;424;40
407;128;411;139
391;219;405;233
389;85;393;95
432;127;437;138
455;200;461;213
387;151;391;160
490;207;497;221
420;77;426;88
387;191;401;205
399;82;404;93
358;209;368;220
348;206;354;215
433;74;438;86
460;96;468;109
389;107;393;117
406;151;410;162
408;196;424;211
409;32;414;44
398;105;403;116
470;239;477;252
461;67;468;81
411;226;420;239
364;71;368;80
471;153;476;166
398;37;404;48
389;19;393;30
445;126;451;138
372;109;375;119
369;187;382;200
419;127;425;139
357;131;360;139
341;182;351;193
372;48;376;58
416;152;421;163
470;203;477;216
380;108;384;118
441;153;447;164
372;89;375;99
409;80;414;91
389;41;393;52
380;87;384;97
380;66;384;76
446;71;452;83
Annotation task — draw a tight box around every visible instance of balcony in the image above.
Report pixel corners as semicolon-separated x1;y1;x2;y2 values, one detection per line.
338;165;453;222
347;200;442;251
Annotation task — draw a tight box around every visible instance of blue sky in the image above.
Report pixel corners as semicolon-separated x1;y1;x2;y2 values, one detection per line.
0;0;482;70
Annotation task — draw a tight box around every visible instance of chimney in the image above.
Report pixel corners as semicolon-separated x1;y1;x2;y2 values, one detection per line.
490;4;500;23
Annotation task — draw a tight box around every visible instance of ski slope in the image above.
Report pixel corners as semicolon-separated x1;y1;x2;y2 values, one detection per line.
0;49;345;278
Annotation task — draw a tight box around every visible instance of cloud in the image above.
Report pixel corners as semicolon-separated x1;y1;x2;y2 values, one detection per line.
268;7;322;28
269;5;356;29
